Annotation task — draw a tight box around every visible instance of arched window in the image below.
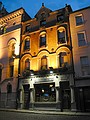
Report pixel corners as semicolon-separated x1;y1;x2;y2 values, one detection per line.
40;31;46;47
59;52;68;67
24;38;30;51
41;56;47;70
25;59;30;70
7;83;12;93
58;27;66;44
12;43;15;56
8;38;16;58
0;65;2;81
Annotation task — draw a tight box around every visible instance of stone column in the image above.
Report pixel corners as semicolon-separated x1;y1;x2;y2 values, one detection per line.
30;88;34;109
56;87;60;109
70;86;76;111
20;89;23;109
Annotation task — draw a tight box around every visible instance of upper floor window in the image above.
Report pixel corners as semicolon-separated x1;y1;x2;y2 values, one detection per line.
59;52;69;68
77;31;87;47
24;38;30;51
0;65;2;81
25;59;30;70
41;56;47;70
80;56;90;76
75;14;83;26
40;33;46;47
8;38;16;58
12;43;15;56
57;14;64;22
40;20;46;27
25;24;31;32
0;26;6;35
58;27;66;44
10;65;14;77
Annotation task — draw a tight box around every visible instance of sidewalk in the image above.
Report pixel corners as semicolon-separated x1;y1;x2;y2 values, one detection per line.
0;108;90;116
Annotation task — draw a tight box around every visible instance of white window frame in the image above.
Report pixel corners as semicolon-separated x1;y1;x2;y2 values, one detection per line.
77;31;87;47
75;14;84;26
80;56;90;76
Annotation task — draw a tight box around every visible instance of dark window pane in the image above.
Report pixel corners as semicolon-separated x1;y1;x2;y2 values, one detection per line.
40;20;46;26
76;15;83;26
7;84;12;93
40;35;46;47
58;31;66;44
24;40;30;50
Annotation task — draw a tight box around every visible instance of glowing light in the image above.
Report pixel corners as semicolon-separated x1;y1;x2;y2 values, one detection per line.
15;44;19;55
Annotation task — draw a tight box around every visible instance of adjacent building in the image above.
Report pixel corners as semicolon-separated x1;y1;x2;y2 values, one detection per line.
70;6;90;112
0;2;30;108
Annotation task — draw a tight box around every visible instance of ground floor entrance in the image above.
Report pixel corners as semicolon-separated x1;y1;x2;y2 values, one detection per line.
75;87;90;112
18;73;75;111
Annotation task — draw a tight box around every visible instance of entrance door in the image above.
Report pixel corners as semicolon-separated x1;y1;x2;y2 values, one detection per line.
60;81;71;111
23;84;30;109
84;87;90;112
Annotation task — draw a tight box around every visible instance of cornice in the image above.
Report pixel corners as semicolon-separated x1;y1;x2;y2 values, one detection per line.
0;8;24;25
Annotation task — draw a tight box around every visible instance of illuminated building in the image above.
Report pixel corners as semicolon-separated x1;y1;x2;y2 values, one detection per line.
1;2;90;112
0;2;30;108
70;6;90;112
18;4;75;111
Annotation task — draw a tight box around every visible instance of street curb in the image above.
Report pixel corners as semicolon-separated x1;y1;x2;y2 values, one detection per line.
0;109;90;116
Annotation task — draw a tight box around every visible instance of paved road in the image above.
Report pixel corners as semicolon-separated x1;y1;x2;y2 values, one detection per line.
0;111;90;120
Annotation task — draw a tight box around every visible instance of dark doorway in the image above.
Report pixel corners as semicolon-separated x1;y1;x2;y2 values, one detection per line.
75;87;90;112
60;81;71;111
23;84;30;109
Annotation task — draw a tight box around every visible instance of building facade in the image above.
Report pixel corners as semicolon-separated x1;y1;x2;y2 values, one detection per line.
17;4;76;111
0;2;30;108
0;2;90;112
70;7;90;112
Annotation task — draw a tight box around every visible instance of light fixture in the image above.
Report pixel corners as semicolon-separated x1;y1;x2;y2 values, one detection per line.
30;70;34;76
50;70;53;74
49;67;53;74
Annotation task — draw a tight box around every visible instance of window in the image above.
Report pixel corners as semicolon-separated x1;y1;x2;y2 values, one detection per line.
10;65;14;77
58;27;66;44
8;38;16;58
40;20;46;26
0;65;2;81
80;56;90;76
59;52;68;67
7;83;12;93
40;34;46;47
41;56;47;70
26;25;30;32
12;43;15;56
77;31;86;47
25;59;30;70
57;14;64;22
75;14;83;26
0;26;6;34
35;83;56;102
24;39;30;51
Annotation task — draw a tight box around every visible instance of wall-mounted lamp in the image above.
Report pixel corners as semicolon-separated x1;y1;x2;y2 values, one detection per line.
49;67;53;74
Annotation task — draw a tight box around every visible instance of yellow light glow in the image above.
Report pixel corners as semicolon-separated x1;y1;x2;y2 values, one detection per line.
15;44;19;55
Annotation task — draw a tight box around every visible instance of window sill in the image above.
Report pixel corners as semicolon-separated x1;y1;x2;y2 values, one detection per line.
78;45;88;48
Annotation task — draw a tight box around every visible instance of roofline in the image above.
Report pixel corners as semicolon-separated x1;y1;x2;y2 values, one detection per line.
70;6;90;14
7;7;24;15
